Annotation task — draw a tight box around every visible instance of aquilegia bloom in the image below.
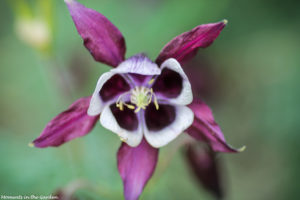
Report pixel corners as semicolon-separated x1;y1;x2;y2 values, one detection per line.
88;55;193;148
31;0;242;199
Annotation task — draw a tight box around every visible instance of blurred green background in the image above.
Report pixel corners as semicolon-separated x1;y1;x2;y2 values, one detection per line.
0;0;299;199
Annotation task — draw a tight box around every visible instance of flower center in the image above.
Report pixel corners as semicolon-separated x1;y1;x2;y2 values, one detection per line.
116;86;159;113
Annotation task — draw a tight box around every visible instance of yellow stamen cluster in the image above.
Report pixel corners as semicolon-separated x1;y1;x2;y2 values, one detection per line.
116;91;134;111
116;86;159;113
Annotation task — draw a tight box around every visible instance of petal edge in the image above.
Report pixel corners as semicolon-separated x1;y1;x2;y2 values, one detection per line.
32;96;99;148
144;105;194;148
186;99;241;153
100;104;143;147
117;139;159;200
66;0;126;67
154;58;193;105
156;21;226;65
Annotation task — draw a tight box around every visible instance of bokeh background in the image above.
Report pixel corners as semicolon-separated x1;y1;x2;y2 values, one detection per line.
0;0;299;199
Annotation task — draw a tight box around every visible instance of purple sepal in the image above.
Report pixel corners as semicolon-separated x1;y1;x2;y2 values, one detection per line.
66;0;126;67
187;99;240;153
117;139;159;200
156;21;227;65
185;144;223;199
32;96;99;148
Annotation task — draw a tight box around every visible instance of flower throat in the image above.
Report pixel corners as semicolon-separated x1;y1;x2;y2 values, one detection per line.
116;81;159;113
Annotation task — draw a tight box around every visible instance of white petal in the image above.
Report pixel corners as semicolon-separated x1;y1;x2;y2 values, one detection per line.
100;105;143;147
88;71;118;116
160;58;193;105
112;54;161;75
144;105;194;148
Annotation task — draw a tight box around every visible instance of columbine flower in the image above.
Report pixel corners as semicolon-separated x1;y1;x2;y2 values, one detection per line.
31;0;242;199
87;54;194;148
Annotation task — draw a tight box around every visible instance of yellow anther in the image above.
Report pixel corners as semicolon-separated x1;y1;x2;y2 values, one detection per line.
148;78;155;85
154;96;159;110
116;91;133;111
126;104;135;110
150;88;159;110
119;136;127;142
116;102;124;111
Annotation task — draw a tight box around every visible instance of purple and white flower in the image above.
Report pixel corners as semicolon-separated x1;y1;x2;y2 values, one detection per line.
31;0;243;199
88;54;194;148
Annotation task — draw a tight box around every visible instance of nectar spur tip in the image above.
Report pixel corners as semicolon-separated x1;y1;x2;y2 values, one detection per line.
238;145;246;152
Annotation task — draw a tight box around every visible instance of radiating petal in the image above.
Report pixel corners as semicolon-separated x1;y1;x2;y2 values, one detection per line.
117;139;159;200
185;144;223;199
88;72;130;116
153;58;192;105
156;21;227;65
187;99;243;153
32;97;99;148
144;104;194;148
100;104;143;147
65;0;126;67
